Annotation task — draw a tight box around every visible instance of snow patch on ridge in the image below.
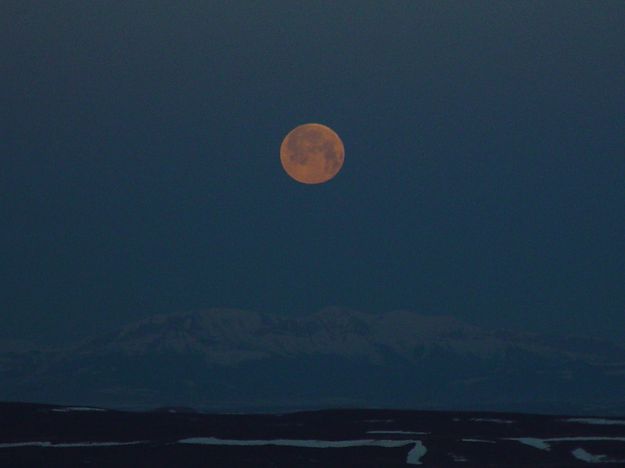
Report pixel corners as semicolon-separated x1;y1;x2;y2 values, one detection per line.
508;436;625;452
178;437;427;464
406;441;427;465
563;418;625;426
510;438;551;450
571;448;609;463
462;438;496;444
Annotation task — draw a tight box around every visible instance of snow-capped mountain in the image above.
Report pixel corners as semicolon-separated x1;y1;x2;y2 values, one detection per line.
2;308;625;414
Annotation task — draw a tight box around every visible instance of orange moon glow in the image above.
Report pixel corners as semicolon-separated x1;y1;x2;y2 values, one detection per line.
280;123;345;184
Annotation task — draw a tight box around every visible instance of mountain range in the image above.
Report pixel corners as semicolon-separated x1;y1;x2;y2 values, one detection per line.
2;307;624;415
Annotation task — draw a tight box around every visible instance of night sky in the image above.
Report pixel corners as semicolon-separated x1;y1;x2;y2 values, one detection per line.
2;1;624;344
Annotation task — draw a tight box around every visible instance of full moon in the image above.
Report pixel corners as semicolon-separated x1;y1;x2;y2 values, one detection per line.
280;123;345;184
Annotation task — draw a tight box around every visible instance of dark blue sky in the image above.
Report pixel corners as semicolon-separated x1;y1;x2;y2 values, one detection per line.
2;1;624;343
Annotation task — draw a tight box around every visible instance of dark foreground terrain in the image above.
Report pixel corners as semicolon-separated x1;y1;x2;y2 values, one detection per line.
2;402;625;467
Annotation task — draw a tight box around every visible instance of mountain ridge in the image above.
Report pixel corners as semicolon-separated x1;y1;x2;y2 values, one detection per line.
2;307;625;415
